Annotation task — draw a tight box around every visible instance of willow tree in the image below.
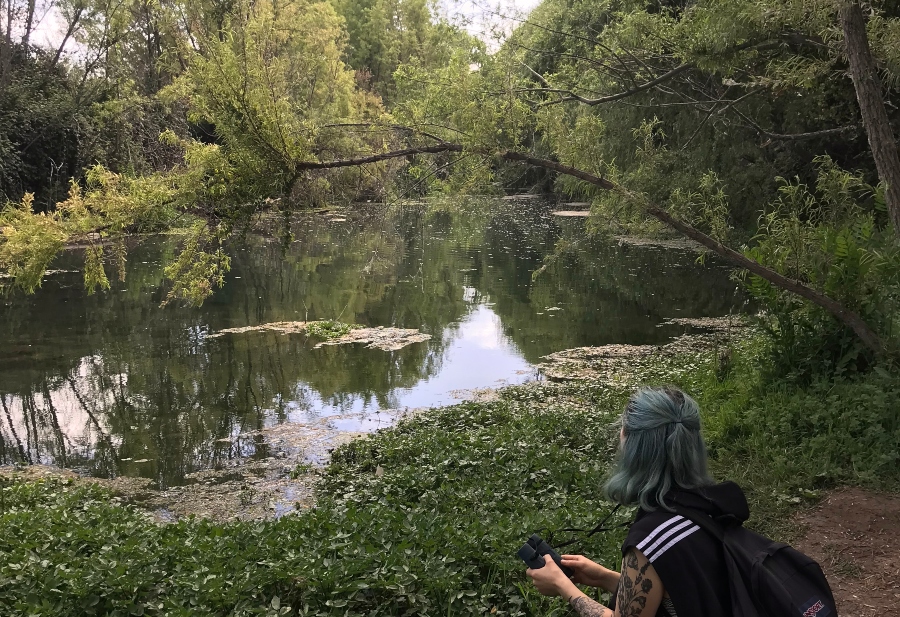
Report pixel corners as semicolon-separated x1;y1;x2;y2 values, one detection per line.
1;0;390;304
162;0;389;208
329;0;440;99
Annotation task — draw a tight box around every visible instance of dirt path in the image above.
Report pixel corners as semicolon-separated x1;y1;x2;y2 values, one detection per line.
793;487;900;617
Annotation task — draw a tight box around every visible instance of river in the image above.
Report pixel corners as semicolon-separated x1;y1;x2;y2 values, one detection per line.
0;199;745;488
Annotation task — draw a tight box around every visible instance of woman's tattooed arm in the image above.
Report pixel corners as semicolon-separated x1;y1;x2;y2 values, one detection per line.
569;596;614;617
613;548;664;617
552;548;663;617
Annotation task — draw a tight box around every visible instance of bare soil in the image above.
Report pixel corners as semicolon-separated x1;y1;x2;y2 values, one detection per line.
793;487;900;617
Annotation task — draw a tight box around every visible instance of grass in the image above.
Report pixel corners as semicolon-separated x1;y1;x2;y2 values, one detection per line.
305;321;359;340
1;335;898;616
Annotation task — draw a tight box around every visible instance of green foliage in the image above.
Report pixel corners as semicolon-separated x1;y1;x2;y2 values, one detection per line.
0;194;67;292
2;333;897;616
696;338;900;491
168;0;367;179
395;44;527;151
0;0;188;208
304;320;358;340
83;245;111;295
162;224;232;307
289;463;316;479
0;46;83;210
0;161;187;295
68;166;180;234
0;391;630;616
667;172;732;243
486;0;900;230
1;0;479;300
328;0;473;103
741;159;900;380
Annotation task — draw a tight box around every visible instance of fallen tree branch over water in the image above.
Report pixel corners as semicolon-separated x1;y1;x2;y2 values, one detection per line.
294;143;464;171
0;133;886;355
284;141;886;354
494;153;887;356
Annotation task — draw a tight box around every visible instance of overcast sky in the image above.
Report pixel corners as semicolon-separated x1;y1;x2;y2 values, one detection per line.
448;0;544;44
498;0;543;11
28;0;545;60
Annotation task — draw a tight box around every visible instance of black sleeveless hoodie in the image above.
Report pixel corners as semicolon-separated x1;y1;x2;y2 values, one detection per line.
611;481;749;617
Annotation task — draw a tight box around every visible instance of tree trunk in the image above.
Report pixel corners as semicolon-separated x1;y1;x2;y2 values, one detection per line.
644;206;886;354
0;0;13;88
50;6;84;69
840;1;900;235
22;0;35;49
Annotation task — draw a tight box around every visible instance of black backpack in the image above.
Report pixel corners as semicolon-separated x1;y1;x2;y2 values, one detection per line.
671;504;837;617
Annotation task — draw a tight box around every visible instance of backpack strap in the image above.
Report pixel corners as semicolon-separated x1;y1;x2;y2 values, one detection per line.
669;503;726;543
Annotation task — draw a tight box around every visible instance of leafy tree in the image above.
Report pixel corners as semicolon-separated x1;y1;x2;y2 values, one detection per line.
329;0;477;102
0;46;82;210
162;0;385;209
388;0;900;363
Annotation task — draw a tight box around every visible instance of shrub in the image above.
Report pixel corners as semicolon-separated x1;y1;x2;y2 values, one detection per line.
741;158;900;382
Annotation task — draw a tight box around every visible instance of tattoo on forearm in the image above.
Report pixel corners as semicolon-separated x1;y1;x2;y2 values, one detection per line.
615;551;654;617
570;596;613;617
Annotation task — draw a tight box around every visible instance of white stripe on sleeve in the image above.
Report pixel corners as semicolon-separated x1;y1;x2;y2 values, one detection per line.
647;524;701;562
640;518;694;557
636;515;684;551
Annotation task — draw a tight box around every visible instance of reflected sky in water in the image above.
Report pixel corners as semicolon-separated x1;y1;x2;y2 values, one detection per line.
0;200;745;486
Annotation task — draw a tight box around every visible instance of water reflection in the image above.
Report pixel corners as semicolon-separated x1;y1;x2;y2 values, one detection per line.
0;200;744;486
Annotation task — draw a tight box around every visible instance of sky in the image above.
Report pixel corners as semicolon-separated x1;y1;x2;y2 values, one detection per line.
23;0;545;65
448;0;544;44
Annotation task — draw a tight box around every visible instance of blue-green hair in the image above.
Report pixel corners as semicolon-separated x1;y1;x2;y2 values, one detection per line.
604;387;715;511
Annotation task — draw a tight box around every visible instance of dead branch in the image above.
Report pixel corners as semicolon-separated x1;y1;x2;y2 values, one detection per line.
294;143;464;172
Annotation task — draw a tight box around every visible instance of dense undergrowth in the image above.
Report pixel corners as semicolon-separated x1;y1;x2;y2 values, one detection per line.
1;336;898;617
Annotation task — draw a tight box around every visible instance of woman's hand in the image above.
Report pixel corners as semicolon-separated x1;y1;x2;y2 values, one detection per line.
525;555;579;599
560;555;616;589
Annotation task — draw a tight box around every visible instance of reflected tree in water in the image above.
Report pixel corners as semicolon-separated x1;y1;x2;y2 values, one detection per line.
0;202;742;485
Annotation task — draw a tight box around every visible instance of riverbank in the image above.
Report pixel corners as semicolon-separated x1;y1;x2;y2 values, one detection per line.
0;322;739;522
1;331;898;616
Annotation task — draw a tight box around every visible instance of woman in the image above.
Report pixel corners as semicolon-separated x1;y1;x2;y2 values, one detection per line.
527;386;748;617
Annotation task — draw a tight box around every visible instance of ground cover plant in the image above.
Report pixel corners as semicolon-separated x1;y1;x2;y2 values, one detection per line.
2;335;898;616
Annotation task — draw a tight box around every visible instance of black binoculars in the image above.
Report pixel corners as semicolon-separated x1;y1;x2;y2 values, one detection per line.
517;534;573;577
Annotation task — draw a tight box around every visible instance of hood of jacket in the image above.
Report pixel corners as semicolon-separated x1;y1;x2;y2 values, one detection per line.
669;481;750;525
